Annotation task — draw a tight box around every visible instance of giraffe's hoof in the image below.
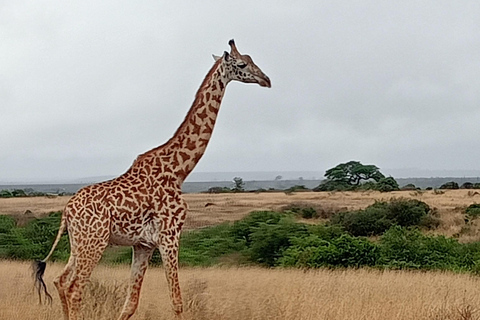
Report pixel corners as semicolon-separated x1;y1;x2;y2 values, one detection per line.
173;304;183;316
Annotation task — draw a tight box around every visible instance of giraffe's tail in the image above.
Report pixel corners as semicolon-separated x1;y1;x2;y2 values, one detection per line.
32;212;67;304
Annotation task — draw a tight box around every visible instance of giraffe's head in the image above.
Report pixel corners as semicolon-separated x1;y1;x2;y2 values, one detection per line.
214;39;271;88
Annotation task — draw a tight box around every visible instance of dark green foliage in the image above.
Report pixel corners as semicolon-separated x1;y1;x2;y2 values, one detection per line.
461;182;474;189
207;187;232;193
284;185;310;193
0;215;16;233
379;226;480;271
231;211;284;245
0;190;13;198
11;189;27;197
439;181;459;189
179;224;245;266
284;204;318;219
401;184;417;191
331;207;394;237
0;211;69;261
247;218;309;266
375;177;400;192
279;234;379;268
313;180;353;192
466;204;480;219
330;198;431;236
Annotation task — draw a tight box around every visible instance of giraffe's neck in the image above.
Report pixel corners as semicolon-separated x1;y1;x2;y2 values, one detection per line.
134;59;229;184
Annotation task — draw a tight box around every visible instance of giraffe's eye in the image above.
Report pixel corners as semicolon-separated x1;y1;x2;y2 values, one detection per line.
238;63;247;69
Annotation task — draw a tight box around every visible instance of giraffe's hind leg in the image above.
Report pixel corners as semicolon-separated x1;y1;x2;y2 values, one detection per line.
54;255;76;320
65;240;108;320
117;244;154;320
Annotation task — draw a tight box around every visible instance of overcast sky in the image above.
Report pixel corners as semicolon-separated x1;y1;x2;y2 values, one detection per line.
1;1;480;183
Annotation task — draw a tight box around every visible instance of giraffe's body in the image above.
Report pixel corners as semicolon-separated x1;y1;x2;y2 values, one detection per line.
34;39;270;320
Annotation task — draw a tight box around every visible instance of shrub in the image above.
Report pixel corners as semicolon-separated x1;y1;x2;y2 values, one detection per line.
313;180;352;192
0;215;16;234
379;226;468;270
278;233;379;268
11;189;27;197
283;204;318;219
382;198;430;226
206;187;231;194
179;224;245;266
231;211;284;245
247;218;308;266
330;208;393;237
375;177;400;192
330;198;431;236
401;184;417;191
0;190;13;198
466;204;480;219
461;182;474;189
0;211;70;261
439;181;459;189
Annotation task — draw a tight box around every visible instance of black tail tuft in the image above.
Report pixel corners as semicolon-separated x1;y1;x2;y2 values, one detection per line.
32;260;52;304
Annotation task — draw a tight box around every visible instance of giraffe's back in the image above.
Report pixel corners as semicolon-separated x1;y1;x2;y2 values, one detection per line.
64;172;186;249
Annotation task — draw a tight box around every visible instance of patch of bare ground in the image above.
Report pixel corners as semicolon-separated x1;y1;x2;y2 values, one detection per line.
3;260;480;320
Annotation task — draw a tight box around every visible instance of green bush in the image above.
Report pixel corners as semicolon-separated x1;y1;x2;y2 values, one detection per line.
231;211;284;245
330;199;431;236
375;177;400;192
0;190;13;198
11;189;27;197
439;181;459;189
0;215;16;233
401;184;417;191
247;217;309;266
284;205;318;219
330;208;393;237
0;211;70;261
466;204;480;219
279;233;379;268
379;226;472;271
179;223;245;266
313;180;353;192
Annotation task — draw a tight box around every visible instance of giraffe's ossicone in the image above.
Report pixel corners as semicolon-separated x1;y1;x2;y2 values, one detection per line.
33;39;270;320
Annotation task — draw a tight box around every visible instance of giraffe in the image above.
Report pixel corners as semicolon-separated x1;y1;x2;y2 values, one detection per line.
33;39;271;320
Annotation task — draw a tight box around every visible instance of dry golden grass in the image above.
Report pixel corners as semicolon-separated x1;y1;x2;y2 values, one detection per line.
3;260;480;320
2;190;480;240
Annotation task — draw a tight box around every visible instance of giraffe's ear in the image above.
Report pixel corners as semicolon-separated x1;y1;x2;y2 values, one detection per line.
223;51;230;61
212;52;230;62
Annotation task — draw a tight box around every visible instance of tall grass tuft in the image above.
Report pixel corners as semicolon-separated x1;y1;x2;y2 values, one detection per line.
82;279;127;320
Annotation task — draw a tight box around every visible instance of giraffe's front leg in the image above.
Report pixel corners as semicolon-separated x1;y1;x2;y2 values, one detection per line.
159;228;183;316
117;244;154;320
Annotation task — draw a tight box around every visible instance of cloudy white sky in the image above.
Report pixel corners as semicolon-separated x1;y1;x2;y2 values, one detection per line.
1;1;480;183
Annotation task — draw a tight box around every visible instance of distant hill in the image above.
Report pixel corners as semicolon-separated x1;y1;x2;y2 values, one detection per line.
2;177;480;194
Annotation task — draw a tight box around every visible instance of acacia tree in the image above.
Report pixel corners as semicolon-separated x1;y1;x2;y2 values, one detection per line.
324;161;385;186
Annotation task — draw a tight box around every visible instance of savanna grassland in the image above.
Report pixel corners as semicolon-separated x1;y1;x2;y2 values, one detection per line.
2;190;480;319
3;260;480;320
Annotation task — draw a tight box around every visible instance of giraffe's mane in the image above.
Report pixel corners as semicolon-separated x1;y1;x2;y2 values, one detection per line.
132;57;223;165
